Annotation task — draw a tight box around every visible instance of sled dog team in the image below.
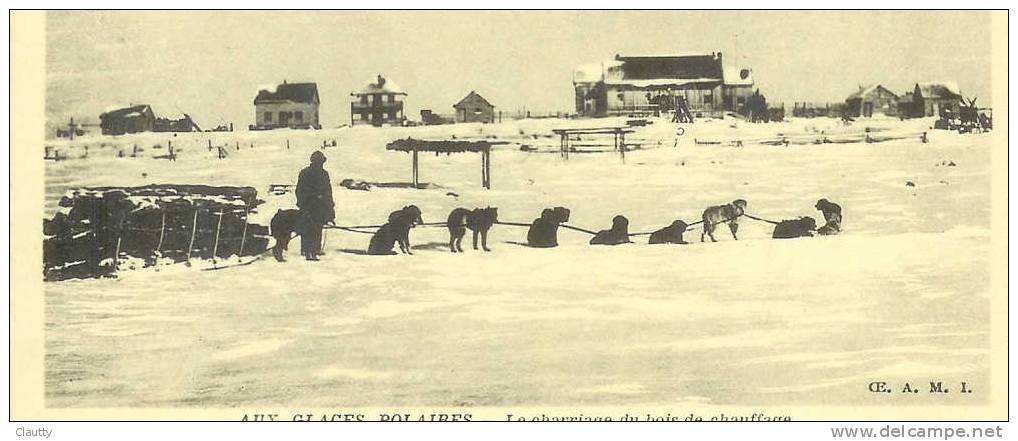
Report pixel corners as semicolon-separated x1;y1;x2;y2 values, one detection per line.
270;152;843;261
272;198;843;261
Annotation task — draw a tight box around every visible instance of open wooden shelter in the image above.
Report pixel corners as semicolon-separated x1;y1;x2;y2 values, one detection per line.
386;138;493;189
552;127;635;161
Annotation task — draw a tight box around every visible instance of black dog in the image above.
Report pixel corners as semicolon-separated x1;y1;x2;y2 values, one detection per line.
447;207;498;252
368;205;423;255
590;215;631;246
270;209;303;262
527;207;570;248
772;216;817;239
648;219;689;244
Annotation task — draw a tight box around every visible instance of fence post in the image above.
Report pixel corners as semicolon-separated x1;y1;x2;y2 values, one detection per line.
619;131;627;163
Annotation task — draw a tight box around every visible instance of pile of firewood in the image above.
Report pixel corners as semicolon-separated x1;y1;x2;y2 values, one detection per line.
43;184;270;281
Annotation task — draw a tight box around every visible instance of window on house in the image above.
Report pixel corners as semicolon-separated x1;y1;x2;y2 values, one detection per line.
360;95;368;104
264;112;272;122
295;111;303;122
388;94;394;102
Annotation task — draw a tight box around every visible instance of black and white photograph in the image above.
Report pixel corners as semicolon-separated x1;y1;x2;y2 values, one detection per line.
8;8;1010;433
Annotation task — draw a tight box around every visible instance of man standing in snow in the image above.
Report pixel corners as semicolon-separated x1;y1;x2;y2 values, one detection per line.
296;151;335;261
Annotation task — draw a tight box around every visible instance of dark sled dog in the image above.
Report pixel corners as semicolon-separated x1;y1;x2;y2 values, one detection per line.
367;205;424;255
447;207;498;252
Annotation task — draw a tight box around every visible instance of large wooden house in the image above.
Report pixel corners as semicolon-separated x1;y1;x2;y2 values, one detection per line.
453;91;495;123
350;75;407;127
253;81;321;130
573;52;754;118
844;85;899;118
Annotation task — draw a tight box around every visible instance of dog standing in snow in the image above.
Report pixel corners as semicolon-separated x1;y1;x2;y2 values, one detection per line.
700;199;747;242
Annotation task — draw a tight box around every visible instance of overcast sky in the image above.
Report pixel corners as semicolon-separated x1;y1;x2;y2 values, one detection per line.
46;11;993;130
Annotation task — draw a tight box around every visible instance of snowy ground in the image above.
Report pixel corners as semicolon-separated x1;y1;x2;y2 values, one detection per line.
44;116;992;407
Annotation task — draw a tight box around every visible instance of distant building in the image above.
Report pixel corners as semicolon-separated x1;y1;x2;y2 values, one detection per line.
420;109;453;126
154;114;201;132
350;75;406;127
844;85;899;118
896;92;916;118
253;81;321;130
453;91;495;123
99;105;155;135
906;82;963;118
573;52;753;118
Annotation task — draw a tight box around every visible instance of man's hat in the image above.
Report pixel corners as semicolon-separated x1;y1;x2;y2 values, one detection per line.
310;151;327;164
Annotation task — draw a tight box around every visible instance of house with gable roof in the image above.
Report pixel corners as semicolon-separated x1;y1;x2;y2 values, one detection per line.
253;81;321;129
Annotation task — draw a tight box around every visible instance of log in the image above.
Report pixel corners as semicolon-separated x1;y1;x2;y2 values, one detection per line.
43;184;270;281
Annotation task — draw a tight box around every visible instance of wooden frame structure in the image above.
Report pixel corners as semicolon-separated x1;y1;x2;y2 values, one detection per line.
386;138;493;189
552;127;635;162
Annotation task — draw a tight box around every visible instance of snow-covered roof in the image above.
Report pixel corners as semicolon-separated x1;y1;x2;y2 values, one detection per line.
576;52;750;88
603;78;723;89
846;85;898;101
353;74;406;95
100;104;152;120
453;91;494;109
615;52;715;59
254;82;320;105
916;81;961;99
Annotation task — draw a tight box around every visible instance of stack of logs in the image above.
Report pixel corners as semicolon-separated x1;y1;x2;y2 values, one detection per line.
43;184;270;281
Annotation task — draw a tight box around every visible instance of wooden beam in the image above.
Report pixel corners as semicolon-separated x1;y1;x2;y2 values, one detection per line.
412;147;419;189
620;132;626;163
185;209;198;263
482;148;491;189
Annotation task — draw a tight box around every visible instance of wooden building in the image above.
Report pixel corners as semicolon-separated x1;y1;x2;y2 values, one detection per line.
844;85;899;118
896;92;916;118
154;114;201;132
350;75;406;127
722;67;755;114
907;82;963;118
252;81;321;130
573;52;754;118
453;91;495;123
99;105;155;135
